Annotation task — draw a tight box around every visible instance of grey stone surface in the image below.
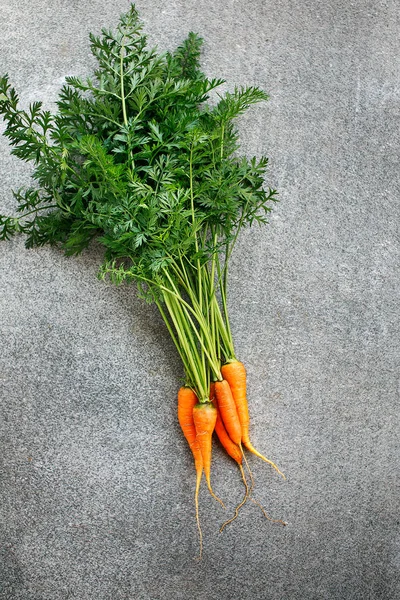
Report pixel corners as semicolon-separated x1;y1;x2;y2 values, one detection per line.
1;0;399;598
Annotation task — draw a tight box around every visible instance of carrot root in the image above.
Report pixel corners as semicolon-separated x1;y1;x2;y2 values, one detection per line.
194;466;203;559
243;440;286;480
206;480;226;508
220;463;250;533
240;443;255;490
249;496;287;527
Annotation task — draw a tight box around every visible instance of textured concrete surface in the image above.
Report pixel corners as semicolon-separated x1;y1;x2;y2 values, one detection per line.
1;1;399;598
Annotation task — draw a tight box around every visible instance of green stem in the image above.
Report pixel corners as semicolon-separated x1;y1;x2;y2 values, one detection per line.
189;141;202;310
163;270;221;380
163;290;208;401
214;240;235;359
212;293;235;360
16;204;59;219
220;123;225;160
120;42;128;127
155;297;188;372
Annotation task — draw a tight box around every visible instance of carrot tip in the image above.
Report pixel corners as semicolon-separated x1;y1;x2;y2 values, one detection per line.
206;480;226;509
249;496;287;527
219;464;250;533
243;441;286;479
194;469;203;559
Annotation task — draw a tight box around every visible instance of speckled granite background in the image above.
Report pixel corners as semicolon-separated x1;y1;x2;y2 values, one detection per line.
0;1;399;599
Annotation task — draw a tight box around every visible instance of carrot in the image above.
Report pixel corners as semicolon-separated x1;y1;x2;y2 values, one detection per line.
178;386;203;471
177;386;203;555
221;360;285;479
214;379;242;446
221;361;249;437
192;401;225;508
212;398;242;464
210;394;249;530
211;384;285;532
211;382;242;463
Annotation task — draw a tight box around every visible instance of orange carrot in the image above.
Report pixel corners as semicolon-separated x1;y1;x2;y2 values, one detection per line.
221;360;285;479
211;394;251;531
177;386;203;554
212;398;242;464
178;386;202;471
214;379;242;446
211;382;241;463
192;402;225;508
211;391;284;531
221;361;249;437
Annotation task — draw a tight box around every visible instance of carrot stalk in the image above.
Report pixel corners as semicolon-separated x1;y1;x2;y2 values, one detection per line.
221;360;285;479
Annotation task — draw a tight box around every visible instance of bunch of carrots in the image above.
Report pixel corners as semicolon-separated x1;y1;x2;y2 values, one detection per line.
179;369;286;555
0;5;285;556
171;246;286;555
